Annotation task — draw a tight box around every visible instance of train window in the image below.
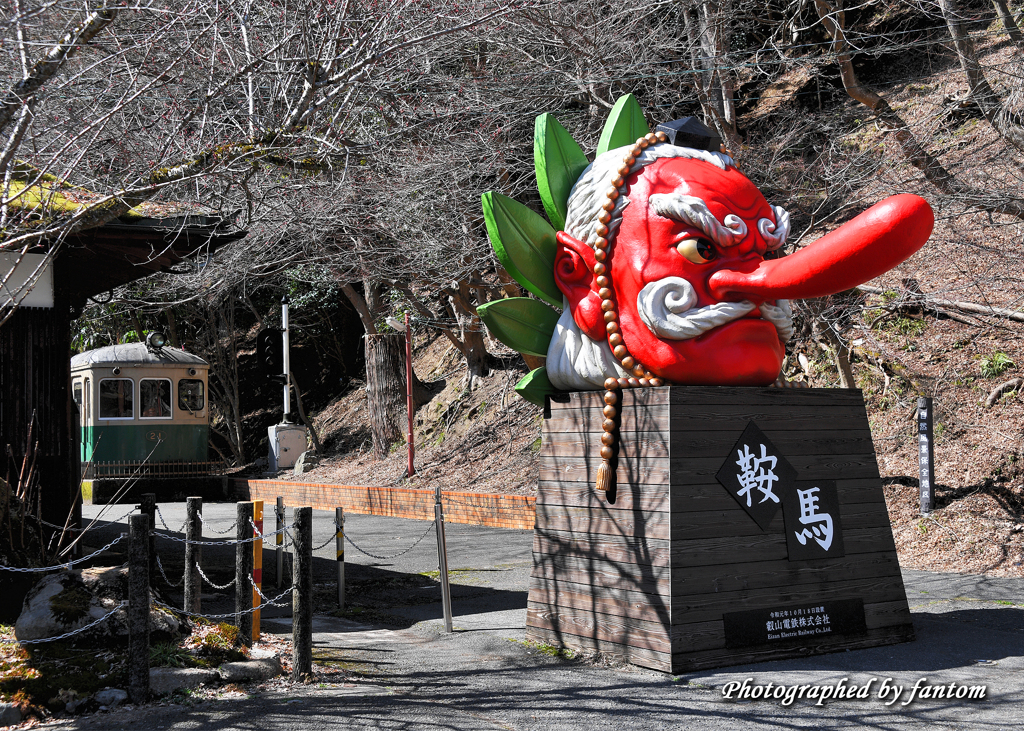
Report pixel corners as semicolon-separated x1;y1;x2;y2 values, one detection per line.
99;378;134;419
178;379;205;413
72;380;82;407
140;378;172;419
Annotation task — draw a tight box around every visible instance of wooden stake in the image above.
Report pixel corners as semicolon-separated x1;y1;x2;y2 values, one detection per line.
128;513;150;703
184;497;202;614
235;501;254;646
292;506;313;680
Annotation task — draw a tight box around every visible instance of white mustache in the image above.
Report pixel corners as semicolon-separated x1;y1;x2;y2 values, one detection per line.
637;277;793;342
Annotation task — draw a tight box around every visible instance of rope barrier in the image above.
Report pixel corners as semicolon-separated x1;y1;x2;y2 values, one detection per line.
1;602;126;645
0;534;126;573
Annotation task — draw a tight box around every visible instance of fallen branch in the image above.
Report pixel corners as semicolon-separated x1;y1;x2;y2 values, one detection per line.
984;378;1023;408
857;285;1024;324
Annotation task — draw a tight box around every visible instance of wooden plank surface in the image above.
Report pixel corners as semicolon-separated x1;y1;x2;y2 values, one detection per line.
526;624;671;672
536;502;671;540
533;529;671;567
528;577;671;626
540;453;883;486
670;575;911;624
669;526;897;567
536;480;671;512
670;625;915;673
530;552;672;595
526;603;672;654
671;551;904;597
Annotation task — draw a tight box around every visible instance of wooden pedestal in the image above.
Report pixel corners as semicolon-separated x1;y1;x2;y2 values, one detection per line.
527;387;914;673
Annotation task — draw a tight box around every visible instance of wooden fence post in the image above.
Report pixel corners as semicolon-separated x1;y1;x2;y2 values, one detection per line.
235;501;254;646
139;493;156;581
128;513;150;703
292;506;313;680
184;497;202;614
342;503;350;606
276;496;285;589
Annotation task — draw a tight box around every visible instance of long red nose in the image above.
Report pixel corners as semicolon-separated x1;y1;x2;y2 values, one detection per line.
708;194;934;302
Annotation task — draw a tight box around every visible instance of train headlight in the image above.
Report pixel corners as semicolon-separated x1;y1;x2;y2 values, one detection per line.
146;331;167;350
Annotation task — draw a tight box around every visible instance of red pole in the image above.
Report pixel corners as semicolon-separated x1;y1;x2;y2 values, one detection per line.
405;312;415;477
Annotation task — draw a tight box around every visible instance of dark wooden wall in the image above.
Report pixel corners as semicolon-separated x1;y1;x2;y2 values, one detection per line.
528;386;914;673
0;256;76;530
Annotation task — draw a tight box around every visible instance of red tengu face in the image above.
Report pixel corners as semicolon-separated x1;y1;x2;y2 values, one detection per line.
555;156;787;385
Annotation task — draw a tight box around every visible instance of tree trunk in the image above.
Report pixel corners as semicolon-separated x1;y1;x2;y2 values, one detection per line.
365;334;407;459
990;0;1024;51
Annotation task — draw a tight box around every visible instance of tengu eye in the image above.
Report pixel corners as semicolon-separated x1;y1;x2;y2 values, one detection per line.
677;237;716;264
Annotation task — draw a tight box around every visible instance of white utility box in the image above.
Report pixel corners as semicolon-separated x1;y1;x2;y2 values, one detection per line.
268;423;308;472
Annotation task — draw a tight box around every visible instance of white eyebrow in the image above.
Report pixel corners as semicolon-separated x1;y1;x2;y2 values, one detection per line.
648;193;748;247
759;205;790;250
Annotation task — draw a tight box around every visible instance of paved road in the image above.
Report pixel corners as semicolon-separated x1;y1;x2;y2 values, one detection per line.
71;502;1024;730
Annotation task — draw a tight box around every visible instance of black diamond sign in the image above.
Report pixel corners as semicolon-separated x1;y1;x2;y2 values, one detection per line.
781;479;846;560
716;422;798;531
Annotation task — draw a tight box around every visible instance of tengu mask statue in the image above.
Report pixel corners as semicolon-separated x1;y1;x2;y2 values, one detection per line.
477;96;933;494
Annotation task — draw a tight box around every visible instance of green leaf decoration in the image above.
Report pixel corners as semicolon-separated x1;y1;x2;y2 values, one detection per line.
534;113;589;232
481;192;562;307
477;297;560;358
596;94;650;157
515;367;556;407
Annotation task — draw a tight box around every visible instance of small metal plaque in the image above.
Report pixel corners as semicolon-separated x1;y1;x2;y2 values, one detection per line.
781;479;846;561
723;598;867;648
716;421;798;530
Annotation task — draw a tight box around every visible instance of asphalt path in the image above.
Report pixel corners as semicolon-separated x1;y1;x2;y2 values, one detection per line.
70;501;1024;730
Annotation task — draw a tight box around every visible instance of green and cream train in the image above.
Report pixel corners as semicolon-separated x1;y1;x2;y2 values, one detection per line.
71;338;212;476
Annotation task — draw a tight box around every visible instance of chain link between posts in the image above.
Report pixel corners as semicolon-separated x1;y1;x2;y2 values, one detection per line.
154;587;290;620
250;575;289;607
1;602;127;645
0;534;126;573
152;526;286;546
343;521;435;560
155;554;185;587
155;505;188;533
199;515;238;535
195;563;236;590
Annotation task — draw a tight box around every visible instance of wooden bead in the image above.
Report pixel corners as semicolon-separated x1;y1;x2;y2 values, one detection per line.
598;211;612;224
617;378;630;388
600;299;615;312
602;200;616;212
608;333;622;347
630;145;643;157
623;155;635;166
636;137;649;148
596;275;609;287
603;310;617;323
603;391;619;405
598;287;612;300
603;377;619;391
613;345;628;359
650;378;664;387
600;445;615;460
645;132;658;144
617;164;631;176
593;262;606;275
594;249;606;262
610;176;624;188
655;131;668;142
606;187;620;200
633;365;646;378
595;223;609;236
602;419;617;433
621;356;635;370
638;378;649;387
601;431;615;446
594;237;608;249
603;404;617;419
606;321;619;334
627;377;640;388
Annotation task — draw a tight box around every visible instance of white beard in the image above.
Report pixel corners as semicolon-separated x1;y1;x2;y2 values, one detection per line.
545;281;794;391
